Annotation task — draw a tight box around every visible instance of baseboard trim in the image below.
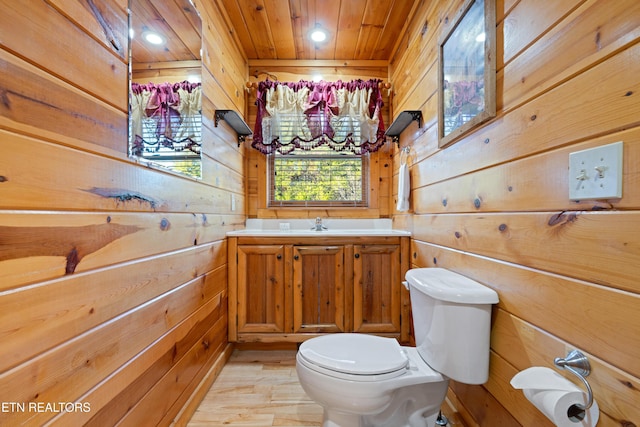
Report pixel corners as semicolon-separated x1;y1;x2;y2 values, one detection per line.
170;342;235;426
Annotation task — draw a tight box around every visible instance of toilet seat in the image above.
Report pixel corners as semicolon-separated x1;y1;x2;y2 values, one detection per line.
298;334;409;381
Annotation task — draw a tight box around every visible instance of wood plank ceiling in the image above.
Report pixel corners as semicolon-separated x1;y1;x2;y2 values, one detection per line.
130;0;202;65
130;0;421;64
220;0;420;60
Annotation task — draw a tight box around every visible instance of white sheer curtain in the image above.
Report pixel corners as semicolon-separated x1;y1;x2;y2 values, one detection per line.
330;86;380;144
261;85;313;150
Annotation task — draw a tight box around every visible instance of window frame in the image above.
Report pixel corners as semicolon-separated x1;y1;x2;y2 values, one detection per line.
267;150;370;208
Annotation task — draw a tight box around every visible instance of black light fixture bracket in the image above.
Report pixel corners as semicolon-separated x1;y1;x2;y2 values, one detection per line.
385;110;423;147
214;110;253;146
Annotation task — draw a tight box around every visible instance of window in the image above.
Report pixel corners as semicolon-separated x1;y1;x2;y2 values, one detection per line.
252;79;386;208
269;146;368;207
134;112;202;177
129;82;202;178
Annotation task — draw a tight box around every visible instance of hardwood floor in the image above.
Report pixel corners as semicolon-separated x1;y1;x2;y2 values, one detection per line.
188;349;465;427
188;350;323;426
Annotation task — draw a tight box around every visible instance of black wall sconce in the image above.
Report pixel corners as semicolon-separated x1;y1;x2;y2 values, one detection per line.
214;110;252;146
385;110;423;147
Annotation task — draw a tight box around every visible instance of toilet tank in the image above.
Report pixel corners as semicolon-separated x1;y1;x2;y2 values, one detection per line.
405;268;499;384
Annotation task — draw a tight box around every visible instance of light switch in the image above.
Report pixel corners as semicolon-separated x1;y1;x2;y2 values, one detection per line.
569;141;623;201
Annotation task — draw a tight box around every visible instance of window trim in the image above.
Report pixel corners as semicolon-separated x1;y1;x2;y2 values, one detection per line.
267;152;370;208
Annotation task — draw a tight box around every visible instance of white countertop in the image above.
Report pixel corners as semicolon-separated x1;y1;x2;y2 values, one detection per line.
226;218;411;237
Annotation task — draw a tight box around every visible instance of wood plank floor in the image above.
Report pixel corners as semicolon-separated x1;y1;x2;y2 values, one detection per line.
188;349;465;427
188;350;323;426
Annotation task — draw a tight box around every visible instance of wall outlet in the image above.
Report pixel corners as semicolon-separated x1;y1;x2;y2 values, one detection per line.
279;223;290;232
230;194;236;211
569;141;623;201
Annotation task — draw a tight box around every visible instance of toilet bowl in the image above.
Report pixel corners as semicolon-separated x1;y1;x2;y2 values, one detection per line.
296;333;448;427
296;268;499;427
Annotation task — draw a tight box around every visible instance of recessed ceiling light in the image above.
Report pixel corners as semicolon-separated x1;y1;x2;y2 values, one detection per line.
142;30;166;45
309;26;328;43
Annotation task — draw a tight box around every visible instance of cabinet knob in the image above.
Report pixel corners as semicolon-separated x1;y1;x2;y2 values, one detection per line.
354;253;360;259
294;255;299;260
276;254;282;260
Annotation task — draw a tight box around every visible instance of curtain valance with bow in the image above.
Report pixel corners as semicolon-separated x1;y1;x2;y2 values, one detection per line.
252;79;386;155
130;81;202;156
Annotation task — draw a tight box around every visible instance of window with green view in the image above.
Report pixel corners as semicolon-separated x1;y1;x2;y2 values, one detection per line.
269;146;368;207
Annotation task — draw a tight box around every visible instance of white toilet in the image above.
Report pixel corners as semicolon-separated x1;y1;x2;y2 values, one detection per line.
296;268;499;427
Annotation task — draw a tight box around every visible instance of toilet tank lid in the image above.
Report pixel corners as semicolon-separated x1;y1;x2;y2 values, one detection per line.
405;268;498;304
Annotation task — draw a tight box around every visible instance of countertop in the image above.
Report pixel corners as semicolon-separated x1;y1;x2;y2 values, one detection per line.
226;218;411;237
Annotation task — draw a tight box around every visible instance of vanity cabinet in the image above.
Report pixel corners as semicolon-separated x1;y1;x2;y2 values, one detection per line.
228;235;410;344
293;245;346;334
235;245;286;335
353;244;401;334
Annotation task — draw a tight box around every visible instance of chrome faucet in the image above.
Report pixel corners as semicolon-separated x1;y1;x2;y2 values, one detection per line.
312;217;327;231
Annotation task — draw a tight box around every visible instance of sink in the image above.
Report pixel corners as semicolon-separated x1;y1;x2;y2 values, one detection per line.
226;219;411;237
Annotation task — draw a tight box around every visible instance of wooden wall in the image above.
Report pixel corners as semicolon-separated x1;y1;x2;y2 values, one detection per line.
3;0;638;425
0;0;246;424
390;0;640;426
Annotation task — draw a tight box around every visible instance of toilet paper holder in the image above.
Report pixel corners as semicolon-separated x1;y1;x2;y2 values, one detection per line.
554;350;594;412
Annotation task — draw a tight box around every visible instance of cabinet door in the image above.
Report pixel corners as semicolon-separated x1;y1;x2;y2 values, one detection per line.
353;245;401;333
237;245;285;334
293;246;345;333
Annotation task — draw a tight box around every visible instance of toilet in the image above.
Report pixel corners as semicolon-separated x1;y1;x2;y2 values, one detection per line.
296;268;499;427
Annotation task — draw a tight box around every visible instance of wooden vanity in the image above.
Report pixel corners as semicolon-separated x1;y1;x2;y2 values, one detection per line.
227;230;411;344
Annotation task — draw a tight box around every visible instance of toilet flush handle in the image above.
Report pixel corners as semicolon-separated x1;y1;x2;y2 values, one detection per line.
401;281;409;290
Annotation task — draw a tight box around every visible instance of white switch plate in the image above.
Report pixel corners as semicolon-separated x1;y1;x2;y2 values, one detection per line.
230;194;236;211
569;141;623;201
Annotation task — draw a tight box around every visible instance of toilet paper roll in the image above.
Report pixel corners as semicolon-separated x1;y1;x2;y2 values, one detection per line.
511;367;599;427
